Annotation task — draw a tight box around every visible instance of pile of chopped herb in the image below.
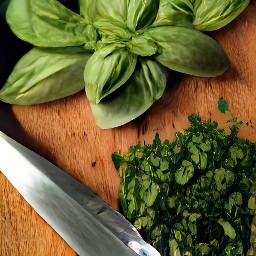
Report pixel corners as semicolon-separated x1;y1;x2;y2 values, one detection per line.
113;100;256;255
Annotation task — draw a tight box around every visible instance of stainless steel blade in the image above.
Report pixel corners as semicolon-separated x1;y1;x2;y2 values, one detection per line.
0;132;160;256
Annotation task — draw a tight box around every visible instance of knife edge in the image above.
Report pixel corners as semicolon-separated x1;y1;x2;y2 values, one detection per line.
0;131;160;256
0;131;138;256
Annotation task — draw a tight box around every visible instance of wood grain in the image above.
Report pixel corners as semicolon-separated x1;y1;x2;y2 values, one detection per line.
1;2;256;255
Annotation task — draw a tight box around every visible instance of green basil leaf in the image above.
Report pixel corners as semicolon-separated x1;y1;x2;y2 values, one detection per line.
84;44;137;104
151;0;193;28
92;2;130;45
90;59;167;129
193;0;250;31
78;0;97;23
0;47;91;104
147;26;229;77
94;0;127;25
6;0;97;48
127;0;160;32
94;21;132;42
125;34;158;56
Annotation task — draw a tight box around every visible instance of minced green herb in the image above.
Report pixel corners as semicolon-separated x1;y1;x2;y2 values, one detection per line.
113;100;256;255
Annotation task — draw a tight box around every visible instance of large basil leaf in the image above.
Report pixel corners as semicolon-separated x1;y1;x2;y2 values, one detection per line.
151;0;193;28
147;26;229;77
127;0;160;32
193;0;250;31
6;0;97;48
84;44;137;104
90;59;167;129
0;47;91;104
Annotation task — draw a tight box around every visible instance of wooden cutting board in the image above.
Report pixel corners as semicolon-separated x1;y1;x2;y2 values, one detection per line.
1;2;256;255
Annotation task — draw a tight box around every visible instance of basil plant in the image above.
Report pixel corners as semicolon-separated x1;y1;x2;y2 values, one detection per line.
0;0;250;129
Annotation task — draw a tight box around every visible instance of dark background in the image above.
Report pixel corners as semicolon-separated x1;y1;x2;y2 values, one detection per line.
0;0;31;88
0;0;79;88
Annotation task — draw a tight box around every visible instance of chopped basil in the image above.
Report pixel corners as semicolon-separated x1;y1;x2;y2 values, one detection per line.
113;100;256;255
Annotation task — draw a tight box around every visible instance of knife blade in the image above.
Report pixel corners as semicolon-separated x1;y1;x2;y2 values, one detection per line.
0;131;161;256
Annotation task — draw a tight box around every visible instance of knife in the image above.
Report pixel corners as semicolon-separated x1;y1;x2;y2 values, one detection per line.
0;131;161;256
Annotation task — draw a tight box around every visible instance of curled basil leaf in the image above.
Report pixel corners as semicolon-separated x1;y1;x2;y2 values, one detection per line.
0;47;91;104
127;0;160;32
151;0;193;28
90;59;167;129
84;44;137;104
6;0;97;48
193;0;250;31
126;34;158;56
94;21;132;42
147;26;229;77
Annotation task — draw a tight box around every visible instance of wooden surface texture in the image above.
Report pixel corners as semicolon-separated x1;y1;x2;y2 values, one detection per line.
1;2;256;255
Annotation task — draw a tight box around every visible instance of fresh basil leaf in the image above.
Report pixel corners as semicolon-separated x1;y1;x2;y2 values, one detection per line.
6;0;97;48
126;34;158;56
0;47;91;104
147;26;229;77
78;0;97;23
90;59;167;129
151;0;193;28
193;0;250;31
84;44;137;104
127;0;160;32
94;0;127;25
94;21;132;42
